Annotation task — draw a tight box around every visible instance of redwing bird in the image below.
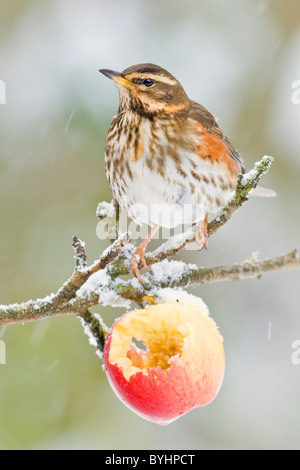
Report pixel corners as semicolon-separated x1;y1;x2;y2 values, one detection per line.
100;63;272;283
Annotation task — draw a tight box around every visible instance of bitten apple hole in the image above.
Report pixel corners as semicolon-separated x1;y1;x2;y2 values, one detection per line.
144;329;184;370
131;337;148;352
126;329;184;372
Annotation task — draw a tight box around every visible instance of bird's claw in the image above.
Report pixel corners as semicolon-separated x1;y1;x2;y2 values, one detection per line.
130;250;151;285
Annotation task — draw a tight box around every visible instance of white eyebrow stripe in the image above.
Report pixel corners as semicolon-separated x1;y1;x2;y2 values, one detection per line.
143;74;177;85
126;72;177;86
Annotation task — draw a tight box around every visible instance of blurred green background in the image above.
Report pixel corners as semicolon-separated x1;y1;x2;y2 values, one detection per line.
1;0;300;450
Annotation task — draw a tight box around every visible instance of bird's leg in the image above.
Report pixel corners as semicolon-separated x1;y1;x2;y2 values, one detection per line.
195;213;209;249
130;225;160;283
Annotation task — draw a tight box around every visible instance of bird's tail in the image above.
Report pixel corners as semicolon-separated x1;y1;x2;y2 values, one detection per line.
250;185;276;197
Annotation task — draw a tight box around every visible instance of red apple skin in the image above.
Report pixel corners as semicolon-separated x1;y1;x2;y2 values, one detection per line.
103;302;225;425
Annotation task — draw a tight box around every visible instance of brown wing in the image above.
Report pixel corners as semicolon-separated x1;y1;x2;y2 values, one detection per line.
188;100;245;173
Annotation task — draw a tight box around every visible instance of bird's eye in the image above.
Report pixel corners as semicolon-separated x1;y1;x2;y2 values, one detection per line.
143;78;154;87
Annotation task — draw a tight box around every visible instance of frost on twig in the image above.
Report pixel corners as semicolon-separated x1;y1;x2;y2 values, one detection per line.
96;199;120;241
0;155;298;355
72;236;87;270
79;310;108;358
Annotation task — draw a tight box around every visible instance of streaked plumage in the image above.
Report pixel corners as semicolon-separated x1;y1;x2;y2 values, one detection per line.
100;63;244;282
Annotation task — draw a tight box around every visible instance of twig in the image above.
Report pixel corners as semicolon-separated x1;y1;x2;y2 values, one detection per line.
72;236;87;270
80;309;108;355
0;232;131;326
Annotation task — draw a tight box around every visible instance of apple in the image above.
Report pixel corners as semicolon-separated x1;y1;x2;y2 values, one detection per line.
103;297;225;425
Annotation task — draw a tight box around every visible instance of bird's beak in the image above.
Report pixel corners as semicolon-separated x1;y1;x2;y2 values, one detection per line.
99;69;120;80
99;69;135;88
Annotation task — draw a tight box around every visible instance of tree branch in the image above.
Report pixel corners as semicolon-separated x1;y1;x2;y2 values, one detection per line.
94;249;300;305
1;248;298;328
0;236;128;326
1;155;297;356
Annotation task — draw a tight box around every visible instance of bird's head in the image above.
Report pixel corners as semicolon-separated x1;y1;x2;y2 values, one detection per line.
100;63;190;117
